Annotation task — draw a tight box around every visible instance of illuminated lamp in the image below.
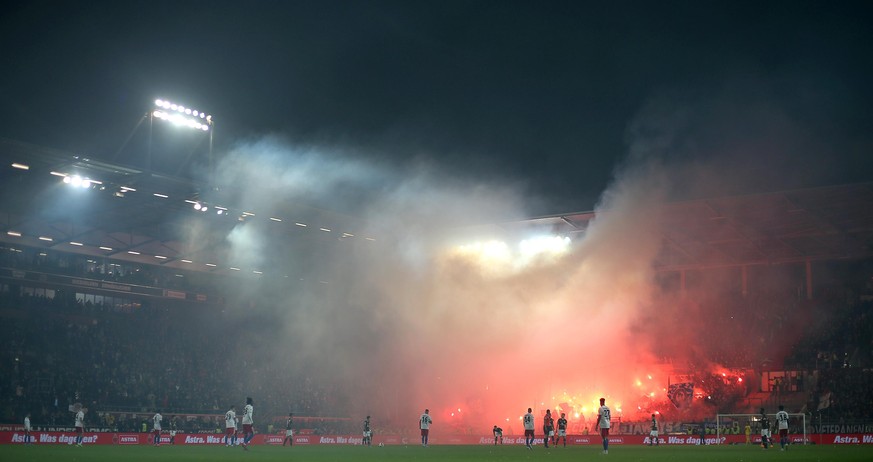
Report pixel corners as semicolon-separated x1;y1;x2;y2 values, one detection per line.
153;99;211;131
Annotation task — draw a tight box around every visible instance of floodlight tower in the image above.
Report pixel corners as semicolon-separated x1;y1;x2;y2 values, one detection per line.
149;98;215;184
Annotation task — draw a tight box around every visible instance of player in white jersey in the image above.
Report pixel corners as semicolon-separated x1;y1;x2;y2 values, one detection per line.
596;398;611;454
241;397;254;450
74;407;85;447
775;405;790;450
225;405;237;447
23;413;32;445
648;413;659;446
523;407;535;449
419;409;433;447
152;411;163;446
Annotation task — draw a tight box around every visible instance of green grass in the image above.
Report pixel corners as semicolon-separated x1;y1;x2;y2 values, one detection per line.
2;443;873;462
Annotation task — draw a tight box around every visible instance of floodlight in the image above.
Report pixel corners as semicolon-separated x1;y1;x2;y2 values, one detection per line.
153;98;211;131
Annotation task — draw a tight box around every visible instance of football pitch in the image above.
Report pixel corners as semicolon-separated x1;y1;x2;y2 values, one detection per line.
2;444;873;462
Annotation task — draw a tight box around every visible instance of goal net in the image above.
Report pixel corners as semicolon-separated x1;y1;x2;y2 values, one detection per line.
715;413;808;445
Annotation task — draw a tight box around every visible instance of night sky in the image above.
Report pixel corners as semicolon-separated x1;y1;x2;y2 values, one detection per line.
2;0;872;215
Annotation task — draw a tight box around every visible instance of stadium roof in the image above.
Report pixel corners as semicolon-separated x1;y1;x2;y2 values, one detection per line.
2;137;873;276
495;183;873;272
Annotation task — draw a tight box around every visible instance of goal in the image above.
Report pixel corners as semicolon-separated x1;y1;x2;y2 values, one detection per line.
715;413;808;445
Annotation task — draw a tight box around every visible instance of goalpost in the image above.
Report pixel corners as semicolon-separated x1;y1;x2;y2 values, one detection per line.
715;413;808;445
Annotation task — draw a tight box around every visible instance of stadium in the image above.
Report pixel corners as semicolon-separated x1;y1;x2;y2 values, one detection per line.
1;136;872;456
3;2;873;461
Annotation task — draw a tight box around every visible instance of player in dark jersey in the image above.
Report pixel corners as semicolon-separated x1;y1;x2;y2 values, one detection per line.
556;413;568;447
169;416;178;445
759;408;771;449
363;415;372;447
492;425;503;445
543;409;554;448
283;413;294;447
648;413;659;446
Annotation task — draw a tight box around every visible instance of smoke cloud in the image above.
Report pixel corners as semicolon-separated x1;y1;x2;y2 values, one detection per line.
204;80;838;433
204;129;677;434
